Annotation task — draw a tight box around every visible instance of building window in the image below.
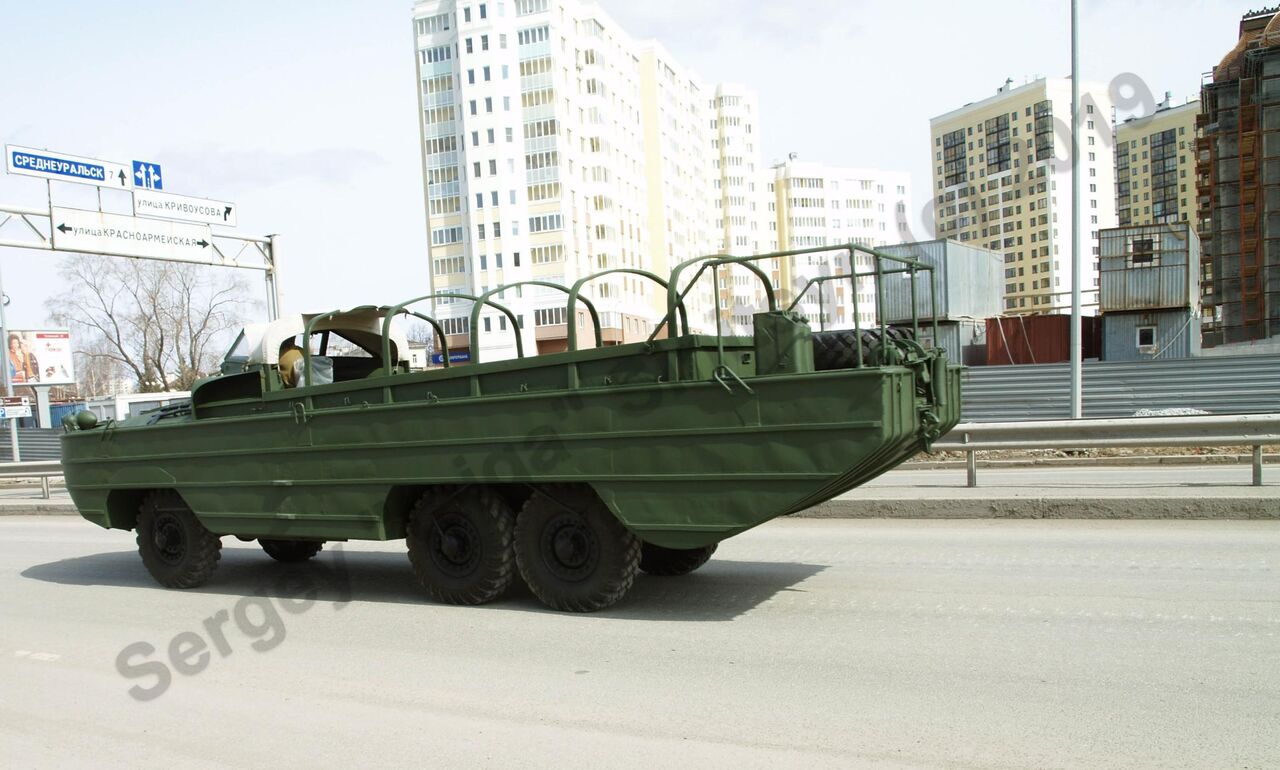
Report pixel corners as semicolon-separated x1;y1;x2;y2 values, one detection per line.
1137;327;1155;347
1130;237;1155;266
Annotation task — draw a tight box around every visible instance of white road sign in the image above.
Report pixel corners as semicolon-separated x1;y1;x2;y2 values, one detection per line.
5;145;130;189
50;207;214;264
0;397;32;420
133;188;237;227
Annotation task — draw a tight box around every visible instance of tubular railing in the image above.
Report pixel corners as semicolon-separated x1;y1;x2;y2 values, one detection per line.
934;413;1280;487
315;243;941;384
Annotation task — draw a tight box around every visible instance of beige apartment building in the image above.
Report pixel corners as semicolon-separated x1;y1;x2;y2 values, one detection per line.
930;77;1118;315
1115;97;1199;227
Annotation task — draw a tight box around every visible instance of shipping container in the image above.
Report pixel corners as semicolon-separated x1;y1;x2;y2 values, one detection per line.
1103;309;1202;361
877;240;1003;323
985;315;1102;365
906;320;988;366
1098;224;1200;312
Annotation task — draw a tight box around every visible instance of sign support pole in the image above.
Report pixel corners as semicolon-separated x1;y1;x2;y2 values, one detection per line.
0;257;20;462
266;234;282;321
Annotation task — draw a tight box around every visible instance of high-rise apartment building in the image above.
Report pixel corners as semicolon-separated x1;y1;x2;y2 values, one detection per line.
1197;7;1280;345
707;84;774;331
1115;97;1199;227
638;42;717;331
771;158;912;329
929;78;1118;315
412;0;700;359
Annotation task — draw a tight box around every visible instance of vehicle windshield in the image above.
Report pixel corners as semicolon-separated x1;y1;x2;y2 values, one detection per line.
223;331;250;364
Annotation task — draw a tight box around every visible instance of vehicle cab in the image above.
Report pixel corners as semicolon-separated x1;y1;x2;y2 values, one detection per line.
191;309;411;419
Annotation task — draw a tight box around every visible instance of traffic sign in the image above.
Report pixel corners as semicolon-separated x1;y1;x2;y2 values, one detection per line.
0;397;32;420
133;188;237;227
5;145;130;189
132;160;163;190
51;207;215;264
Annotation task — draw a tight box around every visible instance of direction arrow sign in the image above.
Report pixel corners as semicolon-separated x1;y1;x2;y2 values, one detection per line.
50;207;215;264
0;397;32;420
131;160;163;190
133;189;237;227
5;145;130;189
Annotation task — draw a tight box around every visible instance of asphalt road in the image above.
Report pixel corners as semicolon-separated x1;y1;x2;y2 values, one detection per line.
2;517;1277;768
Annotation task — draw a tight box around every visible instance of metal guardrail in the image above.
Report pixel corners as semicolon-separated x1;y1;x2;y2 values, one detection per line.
0;461;64;499
936;413;1280;487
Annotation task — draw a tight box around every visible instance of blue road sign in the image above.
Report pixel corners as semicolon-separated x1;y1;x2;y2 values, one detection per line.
431;351;471;365
5;145;130;188
132;160;163;190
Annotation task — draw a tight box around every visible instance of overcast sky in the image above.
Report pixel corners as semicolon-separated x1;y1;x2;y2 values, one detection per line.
0;0;1249;332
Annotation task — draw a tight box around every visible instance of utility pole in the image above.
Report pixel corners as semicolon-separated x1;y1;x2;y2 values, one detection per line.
1069;0;1084;419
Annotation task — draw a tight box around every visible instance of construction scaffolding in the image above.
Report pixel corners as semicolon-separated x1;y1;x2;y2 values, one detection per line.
1197;8;1280;346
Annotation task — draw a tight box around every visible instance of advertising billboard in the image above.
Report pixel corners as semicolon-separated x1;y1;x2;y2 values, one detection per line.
6;330;74;386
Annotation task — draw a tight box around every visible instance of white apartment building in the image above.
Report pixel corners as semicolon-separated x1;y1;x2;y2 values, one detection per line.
413;0;687;359
930;77;1118;315
770;158;913;330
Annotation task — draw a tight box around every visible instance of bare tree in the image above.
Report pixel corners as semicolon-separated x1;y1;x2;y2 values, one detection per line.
47;256;255;394
405;321;437;357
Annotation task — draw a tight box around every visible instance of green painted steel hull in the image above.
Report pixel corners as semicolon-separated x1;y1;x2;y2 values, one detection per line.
62;337;960;550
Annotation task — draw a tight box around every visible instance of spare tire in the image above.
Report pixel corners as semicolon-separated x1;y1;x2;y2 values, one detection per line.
812;327;915;370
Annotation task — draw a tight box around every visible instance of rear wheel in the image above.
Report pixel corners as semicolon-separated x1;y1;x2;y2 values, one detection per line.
136;491;222;588
514;485;640;612
259;539;324;563
639;543;717;577
407;487;516;605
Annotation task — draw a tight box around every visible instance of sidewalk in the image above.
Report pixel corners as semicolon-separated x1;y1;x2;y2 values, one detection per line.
807;465;1278;519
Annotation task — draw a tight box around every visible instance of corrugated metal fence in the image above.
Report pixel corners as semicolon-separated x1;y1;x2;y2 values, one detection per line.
962;354;1280;422
0;427;63;462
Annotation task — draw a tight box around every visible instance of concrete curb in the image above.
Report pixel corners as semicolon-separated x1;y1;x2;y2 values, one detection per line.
0;504;78;516
796;497;1280;520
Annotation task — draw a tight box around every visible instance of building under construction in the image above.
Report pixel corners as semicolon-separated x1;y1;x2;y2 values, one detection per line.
1197;7;1280;345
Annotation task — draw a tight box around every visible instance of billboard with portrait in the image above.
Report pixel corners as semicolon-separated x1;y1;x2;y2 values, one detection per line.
6;330;74;386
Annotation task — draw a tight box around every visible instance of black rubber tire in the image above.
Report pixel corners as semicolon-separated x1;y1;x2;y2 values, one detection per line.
812;327;915;371
406;486;516;605
639;543;717;577
136;491;222;588
514;485;641;612
259;539;325;563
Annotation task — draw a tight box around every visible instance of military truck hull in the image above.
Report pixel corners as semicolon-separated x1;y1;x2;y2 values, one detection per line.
60;244;961;611
63;337;960;551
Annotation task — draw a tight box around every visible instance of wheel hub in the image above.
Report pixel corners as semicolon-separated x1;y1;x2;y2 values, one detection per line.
428;512;481;577
153;514;185;565
541;513;599;582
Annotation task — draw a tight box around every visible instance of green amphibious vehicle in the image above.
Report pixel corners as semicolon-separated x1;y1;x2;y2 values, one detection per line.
62;246;960;611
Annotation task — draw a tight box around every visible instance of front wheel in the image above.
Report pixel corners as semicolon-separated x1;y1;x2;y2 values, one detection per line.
136;491;222;588
260;539;325;563
639;543;717;577
514;485;640;612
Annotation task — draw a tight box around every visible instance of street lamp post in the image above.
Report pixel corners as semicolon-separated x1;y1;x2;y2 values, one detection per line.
1070;0;1083;419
